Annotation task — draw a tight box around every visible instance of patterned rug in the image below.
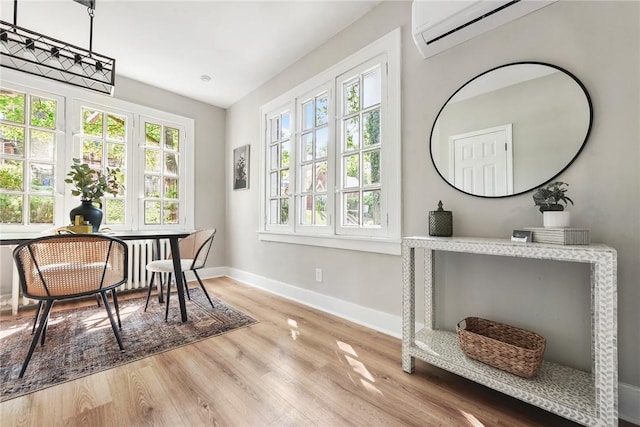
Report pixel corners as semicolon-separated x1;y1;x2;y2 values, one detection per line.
0;288;257;402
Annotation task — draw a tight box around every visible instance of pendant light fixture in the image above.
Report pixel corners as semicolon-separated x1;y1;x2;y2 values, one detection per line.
0;0;116;95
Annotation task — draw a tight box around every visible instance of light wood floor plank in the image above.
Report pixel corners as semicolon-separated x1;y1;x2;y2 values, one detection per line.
1;277;635;427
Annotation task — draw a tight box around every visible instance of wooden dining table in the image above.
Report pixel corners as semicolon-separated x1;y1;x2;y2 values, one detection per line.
0;229;192;322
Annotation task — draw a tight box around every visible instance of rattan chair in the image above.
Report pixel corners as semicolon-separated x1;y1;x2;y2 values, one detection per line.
144;228;216;320
12;234;128;378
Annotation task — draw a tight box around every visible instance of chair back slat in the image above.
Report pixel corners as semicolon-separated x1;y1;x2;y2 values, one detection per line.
13;235;129;300
177;228;216;270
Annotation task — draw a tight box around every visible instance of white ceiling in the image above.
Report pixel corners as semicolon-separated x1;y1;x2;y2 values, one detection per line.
0;0;382;107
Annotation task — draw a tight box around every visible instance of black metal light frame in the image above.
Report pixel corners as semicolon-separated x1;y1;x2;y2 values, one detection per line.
0;0;115;95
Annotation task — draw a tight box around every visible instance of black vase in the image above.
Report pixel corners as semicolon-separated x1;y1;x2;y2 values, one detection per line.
69;200;103;232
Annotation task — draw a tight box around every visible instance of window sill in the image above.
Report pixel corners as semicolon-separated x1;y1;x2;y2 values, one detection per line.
257;231;401;255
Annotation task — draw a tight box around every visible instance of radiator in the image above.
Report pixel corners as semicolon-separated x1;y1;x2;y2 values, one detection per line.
1;239;166;314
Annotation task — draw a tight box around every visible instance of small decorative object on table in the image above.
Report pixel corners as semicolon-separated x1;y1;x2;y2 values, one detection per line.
532;181;573;228
429;200;452;237
456;317;546;378
524;227;590;245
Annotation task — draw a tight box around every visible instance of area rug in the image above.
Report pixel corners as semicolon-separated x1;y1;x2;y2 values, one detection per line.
0;288;257;402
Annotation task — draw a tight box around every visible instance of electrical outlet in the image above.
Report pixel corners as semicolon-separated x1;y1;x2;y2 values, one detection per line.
315;268;323;282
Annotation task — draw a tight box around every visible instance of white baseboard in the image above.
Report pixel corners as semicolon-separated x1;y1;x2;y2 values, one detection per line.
222;266;639;424
225;267;401;338
619;382;640;424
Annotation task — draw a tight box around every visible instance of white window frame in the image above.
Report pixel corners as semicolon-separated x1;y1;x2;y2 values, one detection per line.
0;68;195;232
259;28;401;255
0;82;66;231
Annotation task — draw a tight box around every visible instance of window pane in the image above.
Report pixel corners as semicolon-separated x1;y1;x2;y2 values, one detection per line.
315;95;328;126
145;149;161;172
300;195;312;225
344;80;360;114
270;172;278;197
29;130;55;160
82;139;103;166
0;159;23;190
30;163;53;192
302;101;313;131
145;122;161;146
145;175;161;197
0;90;25;123
344;117;359;150
315;195;327;226
363;190;380;226
107;143;125;168
164;202;179;224
302;133;313;161
281;113;291;138
164;177;179;199
315;161;327;192
280;169;289;196
0;194;23;223
315;126;328;158
280;198;289;224
363;149;380;185
105;199;125;224
301;164;313;192
144;200;161;224
269;199;278;224
30;96;56;129
363;109;380;146
114;169;126;196
344;154;359;188
107;113;126;141
343;192;359;226
270;117;279;142
164;152;179;175
280;140;290;168
270;145;279;169
363;68;381;108
165;127;179;151
82;108;103;137
0;125;25;155
29;195;53;224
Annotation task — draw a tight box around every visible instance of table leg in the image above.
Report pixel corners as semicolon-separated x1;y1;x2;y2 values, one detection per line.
169;237;188;322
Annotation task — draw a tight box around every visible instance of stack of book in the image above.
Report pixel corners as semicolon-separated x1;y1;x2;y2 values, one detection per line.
524;227;590;245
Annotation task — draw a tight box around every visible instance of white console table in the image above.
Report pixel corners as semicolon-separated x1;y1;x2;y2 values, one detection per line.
401;236;617;427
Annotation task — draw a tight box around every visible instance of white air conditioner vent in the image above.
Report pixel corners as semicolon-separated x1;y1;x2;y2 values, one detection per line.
412;0;557;59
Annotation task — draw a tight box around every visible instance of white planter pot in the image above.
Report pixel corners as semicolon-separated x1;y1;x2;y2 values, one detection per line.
543;210;571;228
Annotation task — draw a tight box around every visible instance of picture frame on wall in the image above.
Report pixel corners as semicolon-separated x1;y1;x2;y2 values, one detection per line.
233;145;250;190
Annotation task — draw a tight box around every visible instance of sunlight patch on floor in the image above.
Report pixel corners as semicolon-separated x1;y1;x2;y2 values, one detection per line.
460;410;485;427
287;318;300;340
336;340;384;397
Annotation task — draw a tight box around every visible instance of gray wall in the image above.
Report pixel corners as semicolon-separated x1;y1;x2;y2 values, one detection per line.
115;76;227;268
225;0;639;389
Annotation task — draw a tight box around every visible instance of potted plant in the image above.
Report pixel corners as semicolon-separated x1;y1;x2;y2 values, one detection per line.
65;158;122;231
532;181;573;228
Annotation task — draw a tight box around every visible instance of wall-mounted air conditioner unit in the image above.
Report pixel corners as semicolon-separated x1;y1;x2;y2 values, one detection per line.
412;0;558;59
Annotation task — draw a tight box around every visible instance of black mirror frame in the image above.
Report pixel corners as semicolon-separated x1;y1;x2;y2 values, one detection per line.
429;61;593;198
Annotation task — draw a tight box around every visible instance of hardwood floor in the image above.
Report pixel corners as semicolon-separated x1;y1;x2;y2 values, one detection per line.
0;277;634;427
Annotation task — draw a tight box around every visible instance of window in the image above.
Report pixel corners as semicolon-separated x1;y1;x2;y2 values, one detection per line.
77;104;129;225
0;71;194;232
0;87;64;228
260;29;401;254
141;118;184;226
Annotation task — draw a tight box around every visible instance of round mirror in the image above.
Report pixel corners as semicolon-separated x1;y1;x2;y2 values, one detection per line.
430;62;592;198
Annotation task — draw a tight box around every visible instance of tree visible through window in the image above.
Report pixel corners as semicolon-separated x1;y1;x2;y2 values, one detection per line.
0;89;60;225
143;120;181;225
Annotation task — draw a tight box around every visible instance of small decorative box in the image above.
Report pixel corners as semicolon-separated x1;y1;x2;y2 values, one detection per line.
429;201;452;237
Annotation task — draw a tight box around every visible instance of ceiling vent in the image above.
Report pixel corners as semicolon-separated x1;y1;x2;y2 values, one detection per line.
412;0;557;59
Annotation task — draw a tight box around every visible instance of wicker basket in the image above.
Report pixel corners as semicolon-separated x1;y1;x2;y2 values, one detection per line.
456;317;546;378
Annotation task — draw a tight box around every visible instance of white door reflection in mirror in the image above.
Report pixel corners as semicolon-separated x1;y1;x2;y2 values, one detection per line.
450;124;513;197
430;62;592;198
